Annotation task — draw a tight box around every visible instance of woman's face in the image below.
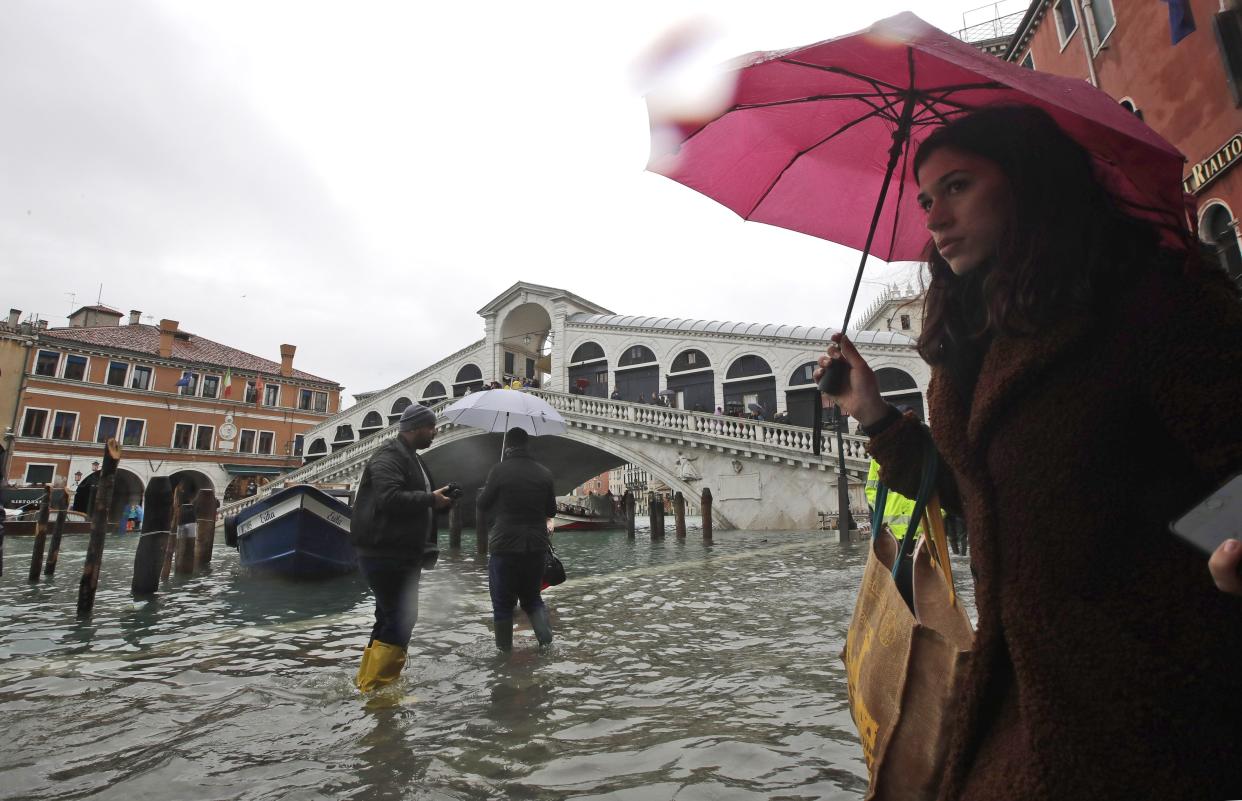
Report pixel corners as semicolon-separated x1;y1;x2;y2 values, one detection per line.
916;146;1013;275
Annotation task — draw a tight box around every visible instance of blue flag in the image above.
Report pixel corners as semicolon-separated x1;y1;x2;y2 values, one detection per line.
175;372;192;387
1162;0;1196;44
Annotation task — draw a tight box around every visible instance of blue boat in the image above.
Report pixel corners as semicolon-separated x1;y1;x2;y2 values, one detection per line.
227;484;356;577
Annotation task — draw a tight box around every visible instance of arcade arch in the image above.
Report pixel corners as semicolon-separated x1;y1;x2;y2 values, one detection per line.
666;348;713;411
615;344;659;401
785;361;819;427
359;411;384;439
453;364;484;396
306;438;328;463
389;396;412;424
332;424;355;451
1201;201;1241;284
568;341;609;398
874;367;924;419
723;355;776;418
497;302;552;384
422;381;447;403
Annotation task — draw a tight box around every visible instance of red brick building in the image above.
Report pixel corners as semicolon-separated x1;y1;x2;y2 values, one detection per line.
2;305;342;523
1006;0;1242;279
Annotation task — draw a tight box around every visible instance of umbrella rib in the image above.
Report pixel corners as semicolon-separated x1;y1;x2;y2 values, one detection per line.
883;125;916;261
743;105;895;220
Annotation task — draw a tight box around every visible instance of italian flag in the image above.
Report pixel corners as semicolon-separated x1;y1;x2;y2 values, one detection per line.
223;367;233;398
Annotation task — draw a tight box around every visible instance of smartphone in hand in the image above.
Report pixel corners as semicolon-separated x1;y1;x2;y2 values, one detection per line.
1170;474;1242;555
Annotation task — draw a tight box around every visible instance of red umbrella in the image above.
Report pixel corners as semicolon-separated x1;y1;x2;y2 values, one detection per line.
648;11;1186;339
646;11;1188;510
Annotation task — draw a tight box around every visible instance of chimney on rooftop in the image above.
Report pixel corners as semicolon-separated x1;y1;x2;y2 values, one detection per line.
158;319;179;358
36;320;48;331
279;344;296;377
7;309;19;327
129;310;142;325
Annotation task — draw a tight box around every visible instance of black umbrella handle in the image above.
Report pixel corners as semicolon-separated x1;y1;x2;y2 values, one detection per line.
817;360;850;396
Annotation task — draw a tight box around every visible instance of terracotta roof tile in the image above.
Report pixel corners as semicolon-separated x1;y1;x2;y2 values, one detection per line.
43;324;338;385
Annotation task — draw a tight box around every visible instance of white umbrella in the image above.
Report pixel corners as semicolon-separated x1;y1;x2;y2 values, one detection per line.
441;390;567;455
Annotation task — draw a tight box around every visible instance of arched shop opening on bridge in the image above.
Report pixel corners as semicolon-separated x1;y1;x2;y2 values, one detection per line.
723;355;776;418
875;367;924;419
389;396;412;424
305;438;328;462
1202;201;1242;284
568;342;608;398
614;345;658;401
785;361;819;427
453;364;484;396
332;424;355;451
358;411;384;439
421;381;447;405
666;349;713;411
169;469;216;505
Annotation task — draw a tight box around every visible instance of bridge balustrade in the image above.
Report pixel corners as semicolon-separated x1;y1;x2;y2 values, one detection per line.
218;390;870;520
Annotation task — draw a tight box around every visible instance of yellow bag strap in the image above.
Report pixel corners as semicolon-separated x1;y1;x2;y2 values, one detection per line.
919;496;957;607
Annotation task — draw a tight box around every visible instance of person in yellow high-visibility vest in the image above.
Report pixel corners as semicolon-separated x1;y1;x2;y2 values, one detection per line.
864;459;917;540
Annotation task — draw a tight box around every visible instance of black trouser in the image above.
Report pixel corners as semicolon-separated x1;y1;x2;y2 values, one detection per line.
358;556;422;648
488;551;545;622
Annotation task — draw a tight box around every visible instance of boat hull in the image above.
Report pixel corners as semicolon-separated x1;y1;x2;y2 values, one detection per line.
552;514;614;532
235;485;355;577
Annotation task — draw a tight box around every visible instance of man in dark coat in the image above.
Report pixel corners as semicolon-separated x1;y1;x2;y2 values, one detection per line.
478;426;557;651
350;403;455;692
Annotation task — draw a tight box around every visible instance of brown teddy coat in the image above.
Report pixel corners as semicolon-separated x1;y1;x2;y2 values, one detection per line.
867;267;1242;801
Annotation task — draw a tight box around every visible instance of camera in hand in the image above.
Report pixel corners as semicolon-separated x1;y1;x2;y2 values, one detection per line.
444;482;464;500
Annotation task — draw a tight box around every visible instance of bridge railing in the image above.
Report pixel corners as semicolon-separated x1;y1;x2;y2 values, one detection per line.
527;389;870;462
217;390;869;520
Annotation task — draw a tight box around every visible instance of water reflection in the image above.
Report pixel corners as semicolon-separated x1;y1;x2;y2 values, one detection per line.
0;529;974;800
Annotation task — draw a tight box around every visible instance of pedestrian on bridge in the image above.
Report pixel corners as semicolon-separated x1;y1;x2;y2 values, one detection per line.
478;426;558;651
349;403;457;693
819;106;1242;801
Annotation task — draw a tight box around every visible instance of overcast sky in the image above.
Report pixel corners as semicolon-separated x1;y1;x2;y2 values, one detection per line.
1;0;1008;405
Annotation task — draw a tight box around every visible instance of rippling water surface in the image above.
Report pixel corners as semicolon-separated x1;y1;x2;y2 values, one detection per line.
0;527;974;800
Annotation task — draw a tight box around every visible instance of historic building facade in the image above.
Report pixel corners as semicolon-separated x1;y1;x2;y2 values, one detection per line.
1005;0;1242;279
2;304;342;519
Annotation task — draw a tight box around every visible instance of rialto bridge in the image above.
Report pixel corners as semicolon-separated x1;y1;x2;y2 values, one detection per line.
231;281;929;530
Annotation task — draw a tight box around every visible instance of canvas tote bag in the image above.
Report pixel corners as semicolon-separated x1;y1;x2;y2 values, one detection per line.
842;441;974;801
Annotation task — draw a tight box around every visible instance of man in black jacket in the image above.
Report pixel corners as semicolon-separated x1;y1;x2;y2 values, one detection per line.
350;403;455;692
478;426;557;651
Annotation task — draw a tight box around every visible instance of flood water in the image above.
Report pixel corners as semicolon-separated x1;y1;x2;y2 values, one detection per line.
0;527;974;801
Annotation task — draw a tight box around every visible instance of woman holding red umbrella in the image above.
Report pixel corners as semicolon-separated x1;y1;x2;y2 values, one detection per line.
819;106;1242;801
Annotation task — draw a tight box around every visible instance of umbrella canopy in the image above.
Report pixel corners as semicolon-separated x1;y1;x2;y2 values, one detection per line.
442;390;568;437
647;12;1186;267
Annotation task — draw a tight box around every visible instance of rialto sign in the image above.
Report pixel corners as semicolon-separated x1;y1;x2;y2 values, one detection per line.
1184;132;1242;194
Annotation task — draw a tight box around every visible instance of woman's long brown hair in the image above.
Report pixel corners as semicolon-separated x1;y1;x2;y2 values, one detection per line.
911;105;1168;365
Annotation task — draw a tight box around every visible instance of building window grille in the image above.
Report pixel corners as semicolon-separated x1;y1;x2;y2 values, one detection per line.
96;415;120;443
34;350;59;377
106;361;129;387
122;419;145;447
24;464;54;485
1089;0;1116;45
1054;0;1079;45
130;365;152;391
21;408;48;437
63;355;88;381
50;411;77;440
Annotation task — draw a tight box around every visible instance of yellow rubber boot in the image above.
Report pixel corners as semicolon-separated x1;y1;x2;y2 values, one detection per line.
356;640;406;693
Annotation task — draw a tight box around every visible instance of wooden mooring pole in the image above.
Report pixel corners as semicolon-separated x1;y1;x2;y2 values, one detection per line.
44;488;69;576
623;490;635;539
161;485;185;582
194;489;217;570
174;502;196;575
475;490;488;555
449;502;462;549
77;439;122;617
27;487;51;582
132;477;172;595
701;487;713;544
673;492;687;539
648;493;665;540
